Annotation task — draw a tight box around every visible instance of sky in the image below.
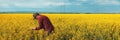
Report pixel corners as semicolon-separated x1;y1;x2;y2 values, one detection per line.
0;0;120;13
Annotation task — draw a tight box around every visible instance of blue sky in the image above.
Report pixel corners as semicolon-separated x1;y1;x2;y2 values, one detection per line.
0;0;120;13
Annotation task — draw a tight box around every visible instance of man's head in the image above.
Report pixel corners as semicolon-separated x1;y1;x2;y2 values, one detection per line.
33;12;39;19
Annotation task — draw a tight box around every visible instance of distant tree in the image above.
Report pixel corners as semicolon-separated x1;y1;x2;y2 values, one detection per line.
85;13;91;14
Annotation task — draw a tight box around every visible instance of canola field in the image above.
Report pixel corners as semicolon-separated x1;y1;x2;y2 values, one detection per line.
0;14;120;40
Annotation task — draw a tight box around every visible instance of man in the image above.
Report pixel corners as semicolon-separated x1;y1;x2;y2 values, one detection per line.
32;12;54;35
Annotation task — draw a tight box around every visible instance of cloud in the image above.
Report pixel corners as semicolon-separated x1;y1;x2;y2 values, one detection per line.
0;0;120;9
0;0;120;13
0;4;9;7
13;2;72;8
93;0;120;5
0;0;83;9
14;3;40;8
0;0;72;8
77;0;88;2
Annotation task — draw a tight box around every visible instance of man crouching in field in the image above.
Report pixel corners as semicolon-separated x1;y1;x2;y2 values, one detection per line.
32;12;54;36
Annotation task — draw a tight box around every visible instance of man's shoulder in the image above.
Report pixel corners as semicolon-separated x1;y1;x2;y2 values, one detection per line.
36;16;42;19
40;15;48;18
37;15;47;18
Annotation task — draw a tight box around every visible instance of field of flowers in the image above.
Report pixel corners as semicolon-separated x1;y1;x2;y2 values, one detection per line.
0;14;120;40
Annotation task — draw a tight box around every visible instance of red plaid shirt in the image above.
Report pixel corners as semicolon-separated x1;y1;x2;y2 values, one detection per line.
35;15;54;31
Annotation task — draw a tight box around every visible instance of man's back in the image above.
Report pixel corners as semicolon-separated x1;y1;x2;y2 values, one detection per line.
37;15;54;31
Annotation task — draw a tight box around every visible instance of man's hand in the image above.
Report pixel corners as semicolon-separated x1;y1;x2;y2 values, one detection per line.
32;28;36;30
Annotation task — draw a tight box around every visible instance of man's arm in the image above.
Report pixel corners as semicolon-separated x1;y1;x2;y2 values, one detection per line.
34;25;42;30
33;16;43;30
